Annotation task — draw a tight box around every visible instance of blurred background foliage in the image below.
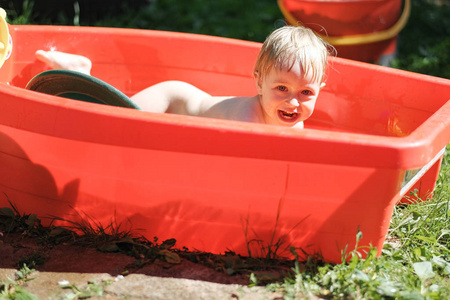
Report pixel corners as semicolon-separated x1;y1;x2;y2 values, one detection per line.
1;0;449;78
390;0;450;79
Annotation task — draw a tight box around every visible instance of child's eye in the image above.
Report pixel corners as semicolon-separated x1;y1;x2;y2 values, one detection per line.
301;90;313;96
277;86;287;92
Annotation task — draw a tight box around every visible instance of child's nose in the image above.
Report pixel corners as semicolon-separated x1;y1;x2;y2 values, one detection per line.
288;98;300;107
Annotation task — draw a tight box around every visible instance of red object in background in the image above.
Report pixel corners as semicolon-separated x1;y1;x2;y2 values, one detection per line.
0;25;449;263
278;0;407;63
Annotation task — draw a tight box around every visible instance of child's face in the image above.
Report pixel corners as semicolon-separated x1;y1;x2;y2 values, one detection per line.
255;63;324;127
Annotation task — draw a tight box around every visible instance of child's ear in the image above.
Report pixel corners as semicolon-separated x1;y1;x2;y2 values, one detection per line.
254;71;263;94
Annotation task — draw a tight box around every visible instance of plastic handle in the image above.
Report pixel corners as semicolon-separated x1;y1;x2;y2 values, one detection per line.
278;0;411;46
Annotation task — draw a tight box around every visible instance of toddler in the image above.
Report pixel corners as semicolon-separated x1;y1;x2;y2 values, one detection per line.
36;26;332;129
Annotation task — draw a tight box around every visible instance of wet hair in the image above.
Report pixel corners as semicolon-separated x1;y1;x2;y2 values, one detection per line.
254;26;333;83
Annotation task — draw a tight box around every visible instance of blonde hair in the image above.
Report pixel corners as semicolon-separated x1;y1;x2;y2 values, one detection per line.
254;26;332;83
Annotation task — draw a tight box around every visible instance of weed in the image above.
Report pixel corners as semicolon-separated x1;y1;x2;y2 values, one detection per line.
0;265;39;300
243;215;294;261
1;199;183;271
59;279;113;300
243;166;310;261
49;210;138;252
0;196;58;243
48;211;185;266
270;236;449;299
16;251;46;269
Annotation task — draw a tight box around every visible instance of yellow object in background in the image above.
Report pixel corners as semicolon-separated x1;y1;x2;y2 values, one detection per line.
0;7;12;68
278;0;411;46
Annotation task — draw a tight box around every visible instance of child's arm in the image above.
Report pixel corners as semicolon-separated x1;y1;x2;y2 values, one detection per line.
131;81;211;116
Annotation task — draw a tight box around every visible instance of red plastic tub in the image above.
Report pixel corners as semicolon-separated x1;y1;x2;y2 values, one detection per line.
278;0;409;62
0;26;449;262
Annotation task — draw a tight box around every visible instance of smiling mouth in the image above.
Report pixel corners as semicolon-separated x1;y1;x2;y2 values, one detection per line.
278;110;299;122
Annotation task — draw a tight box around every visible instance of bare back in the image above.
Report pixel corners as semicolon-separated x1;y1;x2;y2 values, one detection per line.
131;81;265;123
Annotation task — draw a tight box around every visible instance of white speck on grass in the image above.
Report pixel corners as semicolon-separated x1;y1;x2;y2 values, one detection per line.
58;280;70;286
115;275;124;282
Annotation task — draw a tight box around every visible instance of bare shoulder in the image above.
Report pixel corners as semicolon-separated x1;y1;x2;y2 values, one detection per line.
131;80;263;123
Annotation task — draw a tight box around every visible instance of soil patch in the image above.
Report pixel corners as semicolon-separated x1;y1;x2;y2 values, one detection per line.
0;206;296;287
0;233;261;285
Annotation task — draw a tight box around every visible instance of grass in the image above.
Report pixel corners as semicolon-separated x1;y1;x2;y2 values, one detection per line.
58;279;113;300
0;265;39;300
0;264;112;300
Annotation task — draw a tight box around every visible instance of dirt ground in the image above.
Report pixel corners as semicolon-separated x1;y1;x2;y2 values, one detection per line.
0;232;247;285
0;202;297;291
0;232;293;286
